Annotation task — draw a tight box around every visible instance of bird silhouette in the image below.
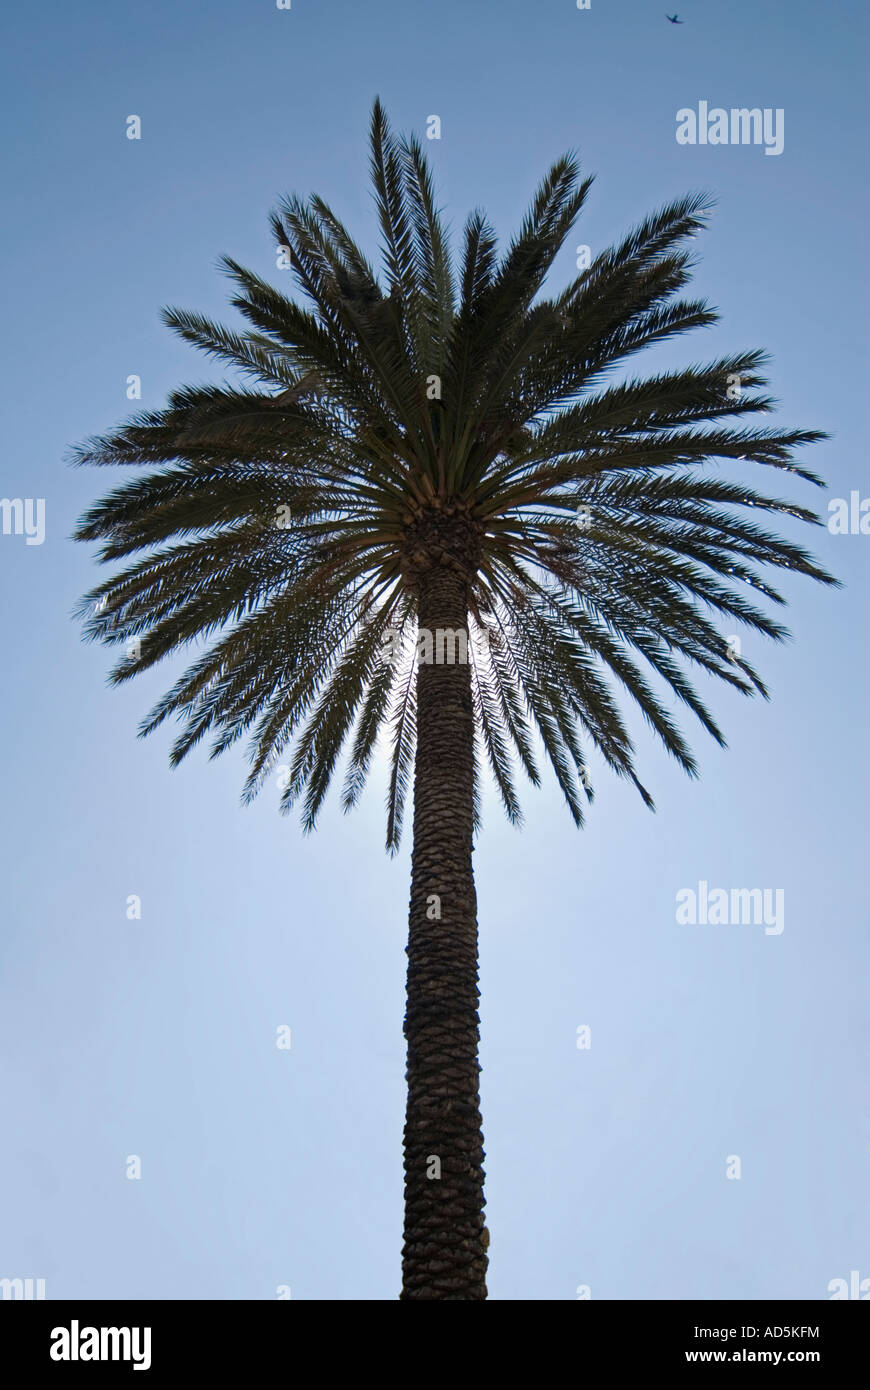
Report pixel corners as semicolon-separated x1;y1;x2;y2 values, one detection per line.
666;13;683;21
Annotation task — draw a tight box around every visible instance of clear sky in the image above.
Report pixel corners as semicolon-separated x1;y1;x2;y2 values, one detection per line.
1;0;867;1300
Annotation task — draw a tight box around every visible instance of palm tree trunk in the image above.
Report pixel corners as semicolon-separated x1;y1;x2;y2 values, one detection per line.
400;559;488;1300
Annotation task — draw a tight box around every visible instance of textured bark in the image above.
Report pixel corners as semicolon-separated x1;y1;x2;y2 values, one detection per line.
400;557;488;1300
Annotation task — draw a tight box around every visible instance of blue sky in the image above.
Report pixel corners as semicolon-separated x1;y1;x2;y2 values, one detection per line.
1;0;867;1299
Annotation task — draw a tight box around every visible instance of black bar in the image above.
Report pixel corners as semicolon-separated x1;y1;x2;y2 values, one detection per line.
1;1299;866;1373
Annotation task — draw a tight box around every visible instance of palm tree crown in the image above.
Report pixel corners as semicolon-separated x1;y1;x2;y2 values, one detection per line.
74;104;834;844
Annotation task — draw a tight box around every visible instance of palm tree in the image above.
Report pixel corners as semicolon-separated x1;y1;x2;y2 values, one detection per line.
74;100;835;1301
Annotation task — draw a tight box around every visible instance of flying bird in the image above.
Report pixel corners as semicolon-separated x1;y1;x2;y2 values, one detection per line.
666;13;683;21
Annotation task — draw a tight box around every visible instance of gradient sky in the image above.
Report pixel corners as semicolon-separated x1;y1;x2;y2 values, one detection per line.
1;0;867;1300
